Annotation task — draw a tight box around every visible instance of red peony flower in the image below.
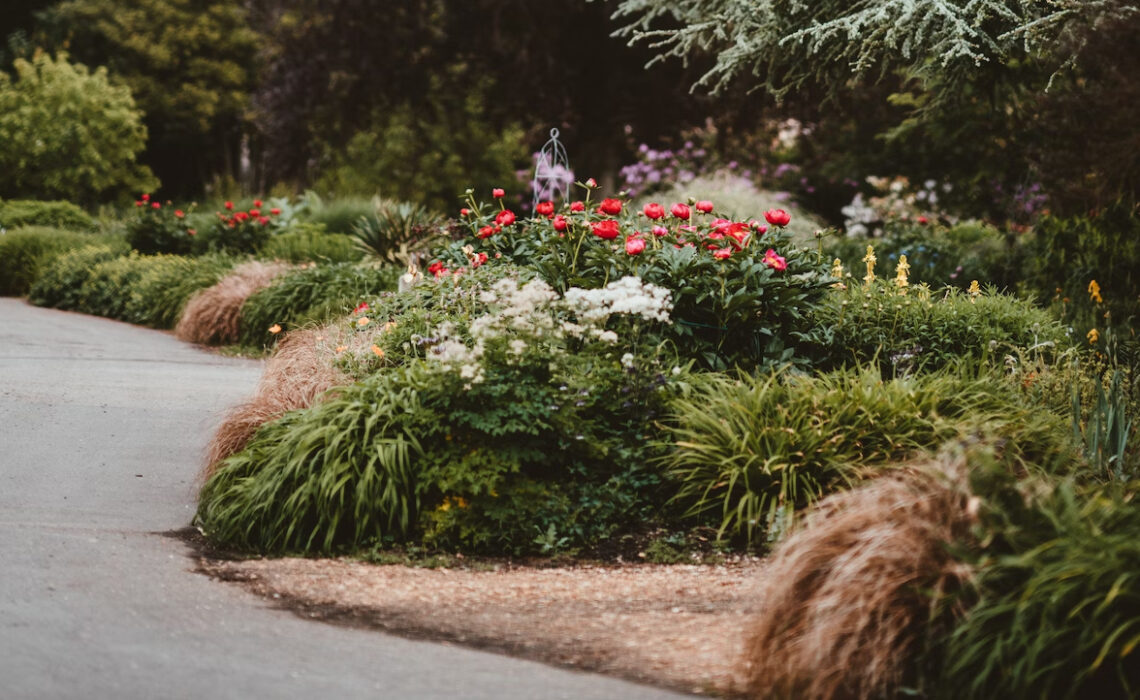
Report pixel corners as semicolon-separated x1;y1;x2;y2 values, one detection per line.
354;302;369;314
460;208;470;217
187;229;197;236
591;220;620;240
471;252;489;268
764;209;791;227
270;208;281;216
224;201;234;211
585;178;598;188
235;211;249;222
253;199;263;208
494;209;516;227
151;202;161;210
671;203;691;220
695;200;714;213
259;216;270;226
625;237;646;255
643;202;665;220
427;261;446;277
570;201;585;212
763;248;788;271
599;198;623;215
535;201;555;217
141;193;150;202
478;225;496;239
552;214;569;232
174;210;185;218
651;225;669;237
492;188;505;198
917;216;929;225
249;209;261;217
134;201;143;207
713;247;733;260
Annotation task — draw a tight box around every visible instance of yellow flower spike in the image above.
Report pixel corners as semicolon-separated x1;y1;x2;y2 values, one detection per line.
1088;328;1100;344
357;316;370;327
1088;279;1103;304
894;254;910;293
268;323;282;334
862;245;877;285
830;258;847;289
370;344;384;358
967;280;981;303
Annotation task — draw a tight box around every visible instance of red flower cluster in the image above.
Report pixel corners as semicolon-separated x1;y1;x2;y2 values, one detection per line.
216;201;279;229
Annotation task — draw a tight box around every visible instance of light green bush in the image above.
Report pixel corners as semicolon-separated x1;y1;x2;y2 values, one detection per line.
0;226;103;295
0;199;96;231
27;243;129;309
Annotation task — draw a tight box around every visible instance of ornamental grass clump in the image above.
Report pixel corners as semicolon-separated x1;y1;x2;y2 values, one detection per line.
176;260;291;345
122;253;236;329
663;363;1076;544
744;446;978;699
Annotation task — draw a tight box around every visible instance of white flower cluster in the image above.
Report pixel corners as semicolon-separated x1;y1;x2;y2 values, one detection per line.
563;276;673;324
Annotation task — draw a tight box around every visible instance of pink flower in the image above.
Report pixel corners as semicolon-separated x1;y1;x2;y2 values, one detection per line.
151;202;161;210
174;210;185;218
187;229;196;236
643;202;665;220
599;198;623;215
258;216;270;226
535;201;555;217
478;225;495;239
763;248;788;271
713;247;733;260
570;201;585;212
591;220;620;240
671;203;691;220
651;225;669;237
764;209;791;227
552;214;568;232
134;201;143;207
695;200;714;213
492;188;505;198
494;209;516;226
585;177;598;188
625;237;646;255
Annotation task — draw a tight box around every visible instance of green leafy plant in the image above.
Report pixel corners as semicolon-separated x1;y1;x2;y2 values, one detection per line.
27;243;128;309
0;199;96;231
349;197;443;264
1072;370;1136;481
259;223;362;264
125;196;196;255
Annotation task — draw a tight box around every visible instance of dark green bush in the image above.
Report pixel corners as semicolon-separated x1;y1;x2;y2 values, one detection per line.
0;226;102;295
0;199;96;231
28;243;129;310
125;200;195;255
937;481;1140;699
259;223;363;264
810;278;1069;374
662;364;1077;545
237;263;402;347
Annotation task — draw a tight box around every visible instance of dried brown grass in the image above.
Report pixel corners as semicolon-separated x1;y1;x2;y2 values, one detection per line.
743;452;978;699
176;261;290;345
203;325;352;477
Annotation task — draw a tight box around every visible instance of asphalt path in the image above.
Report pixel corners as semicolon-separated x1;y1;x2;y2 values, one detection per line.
0;298;686;699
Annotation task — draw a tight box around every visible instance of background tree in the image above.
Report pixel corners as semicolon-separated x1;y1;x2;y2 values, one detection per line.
0;51;156;203
41;0;259;195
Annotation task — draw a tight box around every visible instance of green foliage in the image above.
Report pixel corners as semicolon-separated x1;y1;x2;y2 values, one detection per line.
300;194;375;236
125;198;195;255
826;221;1020;291
0;226;100;296
0;52;155;203
27;243;128;309
197;365;432;553
238;264;402;347
349;198;444;265
43;0;258;193
937;480;1140;699
197;202;286;255
811;277;1068;373
259;224;363;264
0;199;96;231
661;364;1076;545
121;254;236;328
1072;370;1137;481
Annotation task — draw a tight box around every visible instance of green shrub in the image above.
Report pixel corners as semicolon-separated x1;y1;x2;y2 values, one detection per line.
259;224;362;264
661;364;1077;545
0;226;101;295
349;198;443;264
938;481;1140;699
28;243;129;309
123;254;236;328
194;199;288;255
237;263;402;347
0;199;96;231
0;52;156;203
124;198;195;255
811;276;1068;374
301;194;376;236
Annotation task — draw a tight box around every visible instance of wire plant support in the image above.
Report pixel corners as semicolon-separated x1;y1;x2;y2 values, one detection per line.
532;128;573;209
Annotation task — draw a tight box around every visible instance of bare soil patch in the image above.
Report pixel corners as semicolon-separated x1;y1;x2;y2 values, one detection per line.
192;547;763;697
